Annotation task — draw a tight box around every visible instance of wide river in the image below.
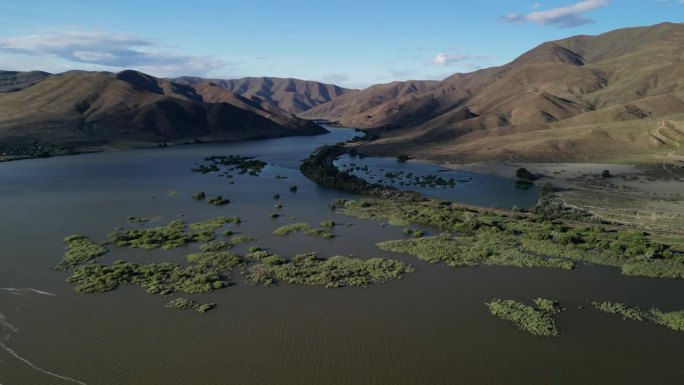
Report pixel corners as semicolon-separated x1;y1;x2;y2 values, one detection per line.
0;128;682;385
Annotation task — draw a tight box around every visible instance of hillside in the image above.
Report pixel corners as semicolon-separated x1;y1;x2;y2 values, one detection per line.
0;70;52;92
300;80;440;128
175;76;354;114
308;22;684;163
0;70;327;153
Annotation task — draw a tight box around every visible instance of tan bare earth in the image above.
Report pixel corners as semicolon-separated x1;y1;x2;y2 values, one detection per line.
440;159;684;242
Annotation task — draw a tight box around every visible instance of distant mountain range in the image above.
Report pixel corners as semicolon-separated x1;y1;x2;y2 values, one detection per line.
174;76;353;115
303;22;684;162
2;22;683;162
0;71;354;151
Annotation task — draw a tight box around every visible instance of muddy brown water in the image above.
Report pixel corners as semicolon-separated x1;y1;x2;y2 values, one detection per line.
0;128;682;385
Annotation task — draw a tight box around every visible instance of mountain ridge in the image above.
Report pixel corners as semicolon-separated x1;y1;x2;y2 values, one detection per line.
174;76;355;114
305;22;684;162
0;70;327;153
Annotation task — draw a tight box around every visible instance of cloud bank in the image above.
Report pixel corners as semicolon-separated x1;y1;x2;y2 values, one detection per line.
0;30;227;76
500;0;609;28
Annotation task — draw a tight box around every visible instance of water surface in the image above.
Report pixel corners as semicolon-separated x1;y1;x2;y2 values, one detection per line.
0;128;682;385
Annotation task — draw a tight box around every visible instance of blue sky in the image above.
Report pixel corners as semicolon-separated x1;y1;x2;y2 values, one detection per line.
0;0;682;88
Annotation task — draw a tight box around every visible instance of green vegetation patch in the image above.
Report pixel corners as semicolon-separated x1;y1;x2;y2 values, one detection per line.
165;297;196;309
166;297;216;313
57;235;108;270
377;231;573;270
127;216;160;224
108;217;231;250
335;197;683;278
208;195;230;206
592;301;684;332
304;228;334;238
189;217;231;233
230;235;256;244
273;223;311;236
185;251;243;270
66;261;229;295
193;155;266;176
198;241;233;252
486;298;563;337
273;223;334;238
247;252;413;288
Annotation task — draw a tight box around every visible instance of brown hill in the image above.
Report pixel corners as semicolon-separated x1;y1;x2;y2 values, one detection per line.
301;80;440;128
175;76;354;114
189;82;322;131
309;22;684;162
0;70;327;149
0;70;52;92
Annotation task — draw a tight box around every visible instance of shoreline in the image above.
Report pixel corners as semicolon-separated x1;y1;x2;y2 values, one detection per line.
436;159;684;237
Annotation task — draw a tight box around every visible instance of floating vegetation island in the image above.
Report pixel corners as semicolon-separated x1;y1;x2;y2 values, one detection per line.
486;298;564;337
57;235;108;270
273;223;334;238
247;252;414;288
192;155;267;176
165;297;216;313
592;301;684;332
56;214;413;311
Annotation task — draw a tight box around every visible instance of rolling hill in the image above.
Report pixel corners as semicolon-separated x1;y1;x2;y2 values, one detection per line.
0;70;327;151
304;22;684;163
174;76;355;114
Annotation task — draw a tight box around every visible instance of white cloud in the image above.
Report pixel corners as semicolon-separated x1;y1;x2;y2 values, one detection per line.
429;52;489;67
500;0;609;28
0;30;229;77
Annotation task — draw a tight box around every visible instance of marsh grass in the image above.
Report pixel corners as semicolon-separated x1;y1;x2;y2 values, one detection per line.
273;223;311;236
186;251;243;270
247;252;414;288
192;192;206;201
273;223;334;238
208;195;230;206
486;298;563;336
127;216;160;224
108;217;230;250
193;155;266;176
592;301;684;332
57;235;108;270
377;231;573;270
66;261;229;295
198;241;233;252
166;297;216;313
336;197;681;277
230;235;256;244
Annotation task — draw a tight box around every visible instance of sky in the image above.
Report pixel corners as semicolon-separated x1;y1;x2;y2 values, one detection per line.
0;0;682;89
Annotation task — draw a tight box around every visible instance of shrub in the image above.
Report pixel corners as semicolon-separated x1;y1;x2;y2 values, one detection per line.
515;168;537;181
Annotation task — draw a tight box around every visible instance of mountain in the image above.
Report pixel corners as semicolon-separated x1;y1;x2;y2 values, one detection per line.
174;76;355;114
300;80;440;128
0;70;327;150
307;22;684;163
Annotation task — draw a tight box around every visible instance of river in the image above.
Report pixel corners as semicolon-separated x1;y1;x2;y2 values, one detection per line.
0;128;681;385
